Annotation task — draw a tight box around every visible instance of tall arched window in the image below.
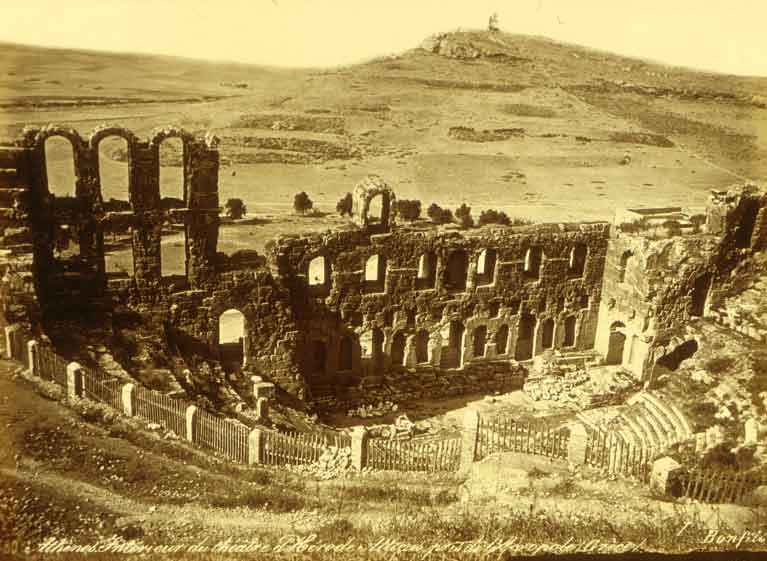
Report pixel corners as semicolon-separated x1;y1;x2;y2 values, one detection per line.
391;331;406;366
415;330;429;364
541;318;555;350
308;255;330;288
515;314;536;360
158;137;185;204
218;309;245;371
495;325;509;355
440;320;465;369
563;316;577;347
364;254;386;292
569;244;587;277
619;251;633;284
44;136;77;198
475;249;497;286
524;247;542;279
444;250;468;291
416;252;436;289
98;136;130;204
472;325;487;358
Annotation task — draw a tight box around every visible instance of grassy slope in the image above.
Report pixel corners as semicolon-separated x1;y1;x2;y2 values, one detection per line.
1;31;765;225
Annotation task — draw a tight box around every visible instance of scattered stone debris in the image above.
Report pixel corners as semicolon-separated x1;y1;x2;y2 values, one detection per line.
286;446;353;480
347;401;398;418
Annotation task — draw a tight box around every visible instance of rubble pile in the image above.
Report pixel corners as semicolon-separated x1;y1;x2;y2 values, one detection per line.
287;446;353;480
347;401;398;418
524;368;593;408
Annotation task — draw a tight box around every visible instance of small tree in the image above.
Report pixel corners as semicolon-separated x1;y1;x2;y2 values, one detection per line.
478;209;511;226
395;199;422;221
224;198;247;220
336;192;353;216
427;203;453;224
455;203;474;229
294;191;313;215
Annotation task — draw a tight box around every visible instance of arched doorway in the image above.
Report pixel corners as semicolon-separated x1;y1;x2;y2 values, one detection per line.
540;318;555;350
218;309;245;371
391;331;406;366
690;273;711;317
415;330;429;364
472;325;487;358
444;250;468;291
495;324;509;355
606;321;626;365
515;314;536;360
441;320;465;368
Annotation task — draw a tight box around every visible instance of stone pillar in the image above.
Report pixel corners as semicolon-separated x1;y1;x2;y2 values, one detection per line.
4;324;18;359
66;362;83;401
567;422;589;466
248;428;264;465
459;409;480;473
122;383;136;417
650;456;683;495
27;340;38;376
351;426;369;470
256;397;269;421
185;405;198;443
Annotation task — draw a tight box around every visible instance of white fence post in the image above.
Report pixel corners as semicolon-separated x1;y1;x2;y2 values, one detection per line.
459;409;480;473
4;324;18;359
66;362;83;401
185;405;198;443
122;383;136;417
248;428;263;465
27;340;38;376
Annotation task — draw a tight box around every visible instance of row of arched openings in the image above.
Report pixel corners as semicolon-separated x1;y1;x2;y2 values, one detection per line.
44;135;187;279
307;245;586;292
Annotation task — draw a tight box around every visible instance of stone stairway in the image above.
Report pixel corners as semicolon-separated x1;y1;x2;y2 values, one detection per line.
577;390;693;451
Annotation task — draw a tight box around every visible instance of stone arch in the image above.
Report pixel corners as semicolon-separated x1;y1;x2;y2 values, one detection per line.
416;251;437;289
363;254;386;292
563;315;577;347
148;126;195;150
351;174;396;232
540;318;555;350
92;130;133;205
569;244;588;277
472;325;488;358
524;246;543;279
475;248;497;286
338;335;354;371
495;324;509;355
308;255;331;288
515;313;536;360
690;272;712;317
415;329;430;364
441;320;465;368
605;321;626;365
22;124;86;150
391;331;407;366
89;125;139;150
444;249;469;291
218;308;245;371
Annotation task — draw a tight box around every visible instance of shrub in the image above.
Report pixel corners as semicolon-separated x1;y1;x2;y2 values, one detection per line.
293;191;313;215
478;208;511;226
454;203;474;229
336;192;352;216
427;203;453;224
703;356;734;374
394;199;422;221
224;198;247;219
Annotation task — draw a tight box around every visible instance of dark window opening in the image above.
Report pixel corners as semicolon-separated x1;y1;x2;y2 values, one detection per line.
524;247;543;279
495;324;509;355
415;330;429;364
444;250;469;291
441;320;465;369
391;331;406;366
406;309;416;328
580;294;590;309
541;318;554;350
690;273;712;317
309;341;327;375
472;326;487;358
605;322;626;365
488;301;500;318
569;244;588;277
416;252;437;289
509;299;521;314
383;310;394;327
563;316;576;347
339;336;353;371
515;314;536;361
734;201;759;248
98;136;130;205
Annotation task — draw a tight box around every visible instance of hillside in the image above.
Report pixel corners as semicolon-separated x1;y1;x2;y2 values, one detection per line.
1;31;766;222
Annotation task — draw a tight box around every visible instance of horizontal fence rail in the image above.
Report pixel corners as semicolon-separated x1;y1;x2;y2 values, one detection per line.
261;430;350;466
81;366;123;410
367;436;461;472
134;385;189;439
476;417;569;461
677;468;767;505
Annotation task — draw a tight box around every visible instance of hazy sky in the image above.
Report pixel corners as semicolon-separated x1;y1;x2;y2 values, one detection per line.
2;0;766;75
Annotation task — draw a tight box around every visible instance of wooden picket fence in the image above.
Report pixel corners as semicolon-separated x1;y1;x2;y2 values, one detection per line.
195;408;250;464
475;416;569;461
584;429;655;482
367;436;461;472
677;468;767;505
81;366;123;410
133;385;190;439
261;430;350;466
